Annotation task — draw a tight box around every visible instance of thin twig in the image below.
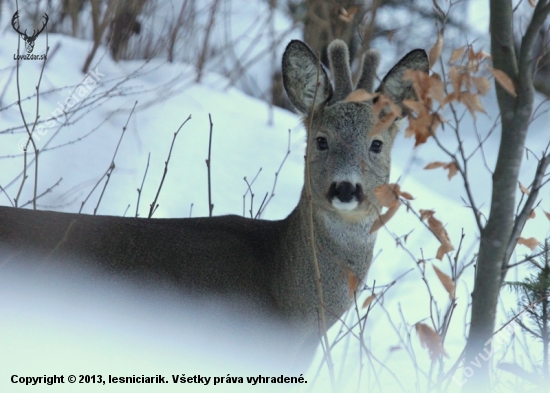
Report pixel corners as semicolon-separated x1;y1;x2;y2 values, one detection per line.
242;168;262;217
94;102;137;214
135;152;151;217
148;115;191;218
503;146;550;271
206;113;214;217
306;52;335;390
257;129;291;217
20;177;62;208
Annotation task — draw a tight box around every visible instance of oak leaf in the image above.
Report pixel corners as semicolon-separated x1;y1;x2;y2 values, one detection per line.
460;92;486;119
415;323;448;360
403;99;426;114
370;184;413;233
344;89;379;103
517;237;540;251
424;161;458;180
429;33;443;69
339;6;358;23
419;210;455;260
362;293;377;309
347;270;359;298
372;94;402;119
486;66;517;97
529;209;536;219
433;264;456;299
472;76;491;95
449;46;466;63
449;66;462;95
370;113;397;137
519;182;530;195
373;183;401;207
544;210;550;220
370;201;401;234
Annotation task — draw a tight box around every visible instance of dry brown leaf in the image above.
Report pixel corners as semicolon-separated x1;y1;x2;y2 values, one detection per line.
529;209;536;219
517;237;540;251
403;99;426;114
463;72;472;90
347;269;359;298
339;6;358;23
445;162;458;180
544;210;550;220
449;46;466;63
344;89;379;103
371;183;411;233
405;110;441;146
370;113;397;137
436;242;455;261
432;264;456;300
420;210;455;260
472;76;491;95
372;94;400;119
428;77;446;105
519;182;530;195
370;200;401;234
529;0;537;8
486;66;517;97
362;293;377;309
443;91;459;106
429;33;444;69
467;46;476;62
373;183;401;207
400;191;414;200
373;183;413;206
460;92;486;119
424;161;447;170
424;161;458;180
419;209;435;220
449;66;462;94
415;323;448;360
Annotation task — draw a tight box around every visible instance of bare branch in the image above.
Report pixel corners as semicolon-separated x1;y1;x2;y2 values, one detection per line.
503;149;550;270
148;115;191;218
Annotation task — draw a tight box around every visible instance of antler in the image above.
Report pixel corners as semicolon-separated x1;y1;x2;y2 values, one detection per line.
11;11;49;40
11;11;23;35
325;40;382;102
327;40;353;103
357;50;381;93
27;13;49;40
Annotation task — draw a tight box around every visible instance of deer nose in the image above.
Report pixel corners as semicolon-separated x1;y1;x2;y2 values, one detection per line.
328;182;365;203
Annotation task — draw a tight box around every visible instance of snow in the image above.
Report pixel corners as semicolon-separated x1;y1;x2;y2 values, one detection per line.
1;1;549;392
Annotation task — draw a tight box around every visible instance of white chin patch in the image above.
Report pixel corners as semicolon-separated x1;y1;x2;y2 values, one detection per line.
332;200;358;211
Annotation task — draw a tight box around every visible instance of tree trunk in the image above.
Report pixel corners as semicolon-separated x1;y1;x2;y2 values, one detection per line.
463;1;550;391
109;0;148;62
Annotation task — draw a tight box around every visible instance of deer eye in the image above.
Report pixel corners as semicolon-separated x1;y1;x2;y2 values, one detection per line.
316;137;328;151
369;140;383;153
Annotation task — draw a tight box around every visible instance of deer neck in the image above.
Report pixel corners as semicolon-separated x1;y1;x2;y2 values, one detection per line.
276;190;377;330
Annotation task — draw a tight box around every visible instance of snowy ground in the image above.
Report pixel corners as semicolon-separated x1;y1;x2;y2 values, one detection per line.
1;1;549;392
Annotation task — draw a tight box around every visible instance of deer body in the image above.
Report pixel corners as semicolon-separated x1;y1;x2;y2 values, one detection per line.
0;40;428;364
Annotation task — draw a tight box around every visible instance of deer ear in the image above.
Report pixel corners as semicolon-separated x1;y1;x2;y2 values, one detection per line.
282;40;332;115
376;49;429;116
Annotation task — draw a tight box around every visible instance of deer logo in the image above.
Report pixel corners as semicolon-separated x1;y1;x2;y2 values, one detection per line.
11;11;49;54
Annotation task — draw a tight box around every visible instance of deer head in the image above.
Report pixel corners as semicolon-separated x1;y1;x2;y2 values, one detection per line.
12;11;49;54
282;40;429;222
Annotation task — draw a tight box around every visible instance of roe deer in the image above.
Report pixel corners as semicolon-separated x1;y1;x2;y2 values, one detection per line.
0;40;428;365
